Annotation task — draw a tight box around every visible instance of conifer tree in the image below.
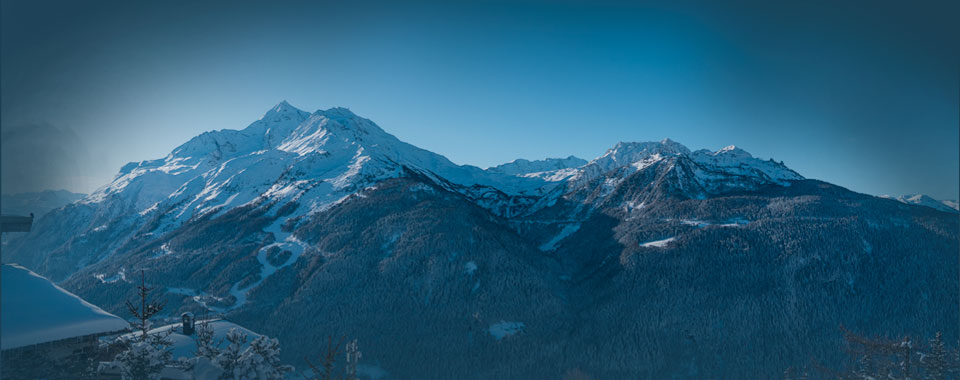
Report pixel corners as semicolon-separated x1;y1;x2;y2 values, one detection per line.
191;323;292;380
924;332;948;380
125;270;167;341
105;270;173;380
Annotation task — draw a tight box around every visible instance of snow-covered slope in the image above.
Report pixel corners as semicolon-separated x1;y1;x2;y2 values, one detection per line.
579;139;692;179
689;145;802;185
518;139;804;206
1;264;128;349
945;200;960;211
4;103;812;279
85;102;803;235
882;194;959;213
84;101;555;234
554;139;802;189
487;156;587;176
78;103;807;230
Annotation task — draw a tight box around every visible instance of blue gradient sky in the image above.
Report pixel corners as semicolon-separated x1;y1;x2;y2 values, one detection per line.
2;0;957;199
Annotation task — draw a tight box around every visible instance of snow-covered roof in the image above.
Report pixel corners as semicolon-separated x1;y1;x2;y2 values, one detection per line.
120;320;261;360
1;264;129;350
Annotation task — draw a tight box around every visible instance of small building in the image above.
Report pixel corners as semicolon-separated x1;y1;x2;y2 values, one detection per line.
1;263;129;379
181;312;195;336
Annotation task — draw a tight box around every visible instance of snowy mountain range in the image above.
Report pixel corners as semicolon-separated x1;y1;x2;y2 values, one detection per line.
880;193;959;213
26;101;810;260
3;102;957;379
77;101;808;226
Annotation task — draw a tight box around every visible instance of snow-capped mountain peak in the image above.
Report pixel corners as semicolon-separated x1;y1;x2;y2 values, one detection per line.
714;145;751;158
81;103;811;245
589;139;691;173
277;109;374;156
883;194;959;213
316;106;358;119
487;155;587;176
262;100;300;118
689;145;800;184
555;139;803;201
83;103;560;237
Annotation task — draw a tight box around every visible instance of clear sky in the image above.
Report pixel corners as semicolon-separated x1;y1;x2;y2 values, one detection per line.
2;0;957;199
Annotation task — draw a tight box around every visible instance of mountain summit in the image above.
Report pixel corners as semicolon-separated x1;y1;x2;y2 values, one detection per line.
83;102;805;231
882;193;959;213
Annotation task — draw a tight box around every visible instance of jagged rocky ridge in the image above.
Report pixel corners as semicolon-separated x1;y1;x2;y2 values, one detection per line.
3;102;957;379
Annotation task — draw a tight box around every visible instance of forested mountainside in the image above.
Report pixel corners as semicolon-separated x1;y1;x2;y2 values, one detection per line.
4;102;956;379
